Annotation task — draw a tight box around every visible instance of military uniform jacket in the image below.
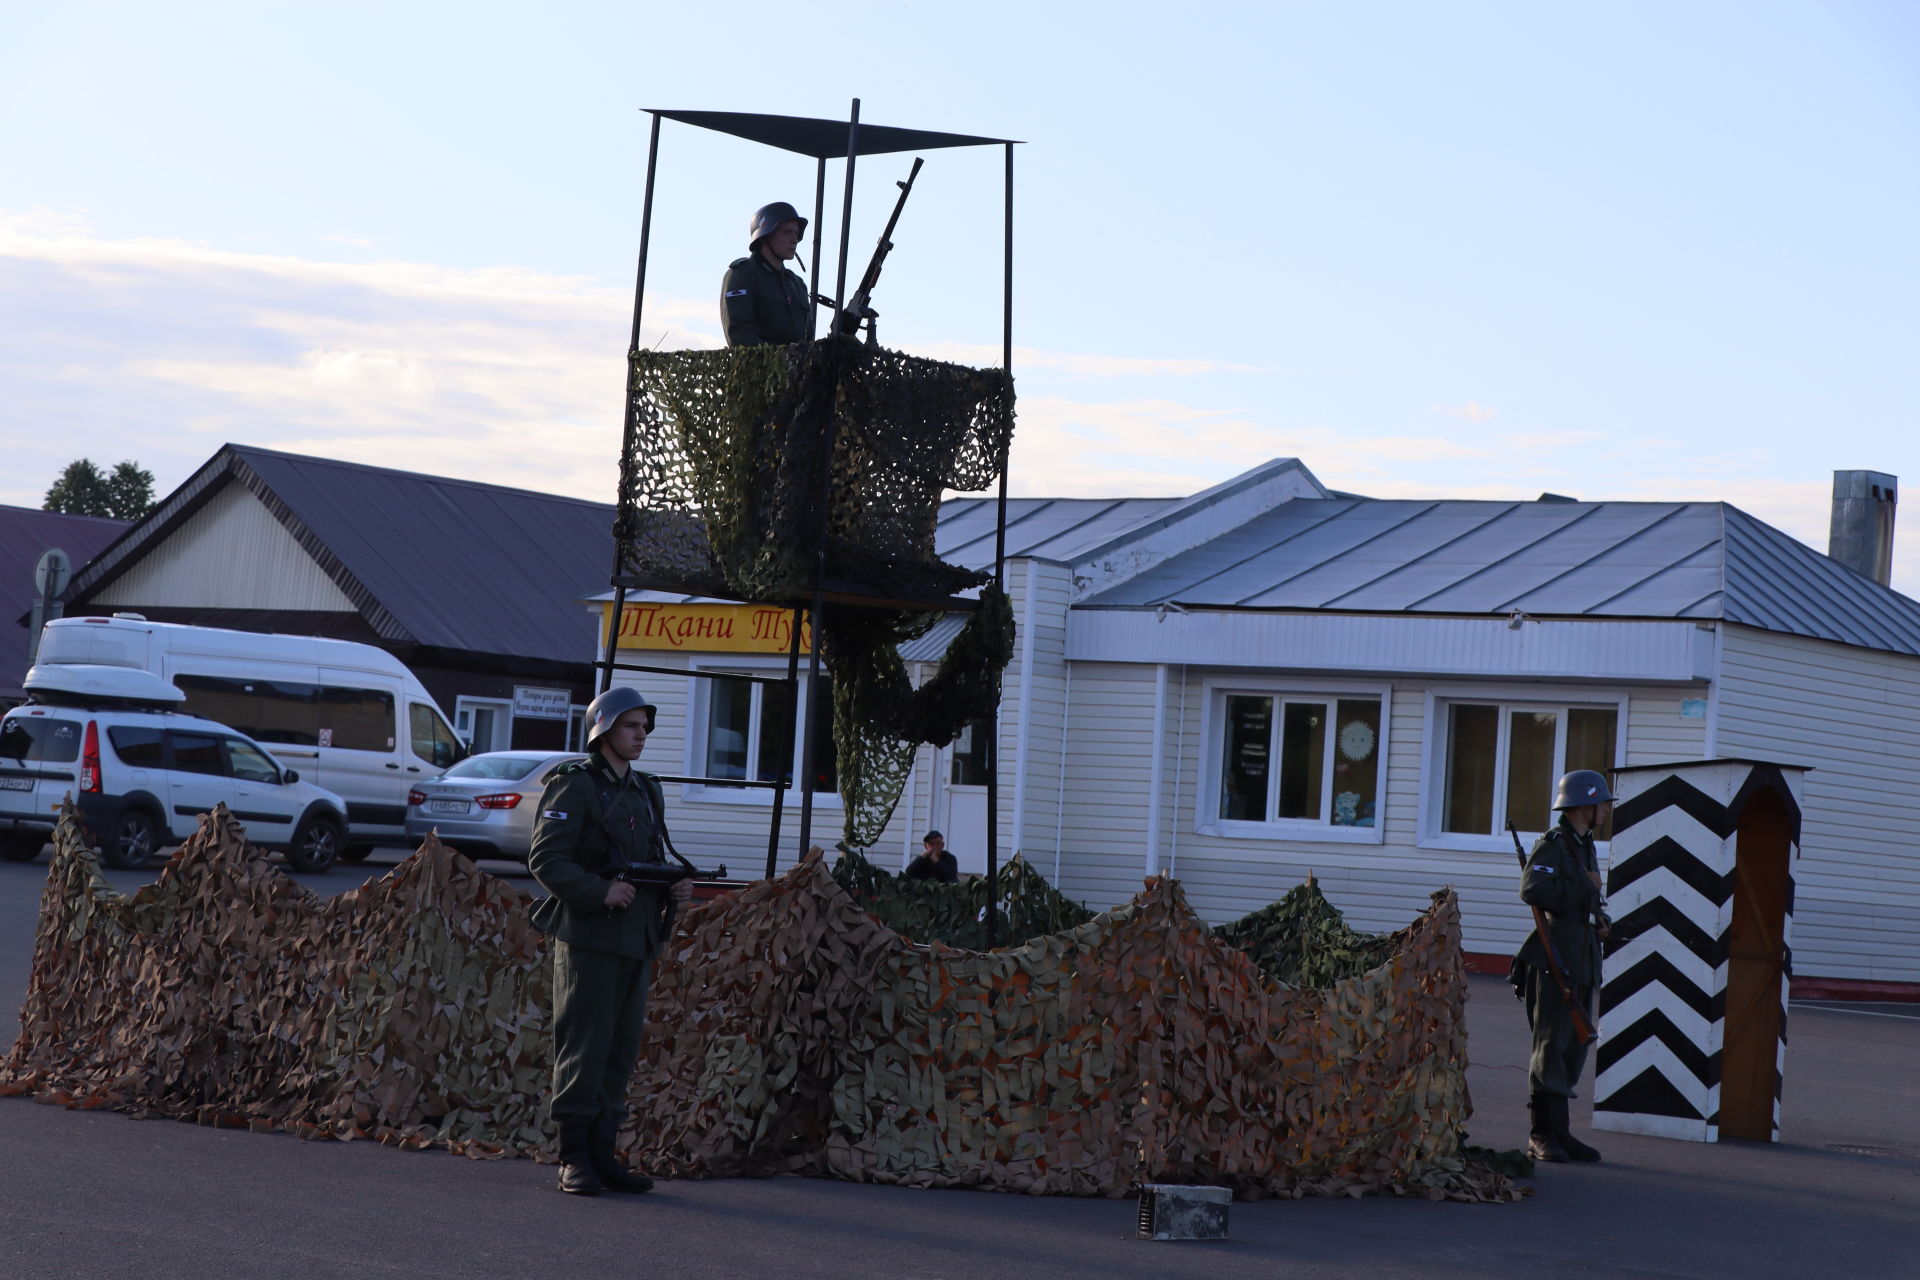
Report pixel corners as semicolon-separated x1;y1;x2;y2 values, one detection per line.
721;252;810;346
1513;817;1608;986
526;754;670;960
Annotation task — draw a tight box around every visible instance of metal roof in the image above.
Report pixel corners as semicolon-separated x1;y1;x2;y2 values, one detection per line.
1080;497;1920;658
648;109;1018;158
937;497;1186;570
0;505;131;700
64;446;615;666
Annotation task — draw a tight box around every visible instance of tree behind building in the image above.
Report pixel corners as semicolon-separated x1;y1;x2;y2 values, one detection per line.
44;459;155;521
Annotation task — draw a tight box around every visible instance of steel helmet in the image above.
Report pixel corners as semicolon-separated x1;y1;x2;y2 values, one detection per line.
1552;769;1618;810
585;686;657;744
748;201;807;250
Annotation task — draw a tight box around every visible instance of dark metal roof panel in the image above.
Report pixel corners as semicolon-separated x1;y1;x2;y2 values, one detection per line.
1723;507;1920;654
233;448;615;664
648;110;1017;159
0;505;131;699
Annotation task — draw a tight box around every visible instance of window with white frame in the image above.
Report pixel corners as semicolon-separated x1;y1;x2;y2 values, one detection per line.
695;669;837;795
1212;690;1384;830
1439;699;1618;837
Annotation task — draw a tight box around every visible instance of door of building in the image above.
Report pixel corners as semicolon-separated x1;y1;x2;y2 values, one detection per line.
941;716;993;876
455;697;512;754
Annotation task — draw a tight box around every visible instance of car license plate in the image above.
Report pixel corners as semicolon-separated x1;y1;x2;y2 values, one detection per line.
428;798;471;815
0;777;32;791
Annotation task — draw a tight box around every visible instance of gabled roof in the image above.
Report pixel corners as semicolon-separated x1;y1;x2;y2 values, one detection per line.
1080;497;1920;657
937;497;1186;569
938;458;1329;573
63;445;615;666
1;505;131;700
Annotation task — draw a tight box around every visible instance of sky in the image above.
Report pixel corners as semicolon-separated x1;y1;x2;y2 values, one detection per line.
4;2;1918;588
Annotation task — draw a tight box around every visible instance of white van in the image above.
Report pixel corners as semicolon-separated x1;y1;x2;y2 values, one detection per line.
30;615;465;856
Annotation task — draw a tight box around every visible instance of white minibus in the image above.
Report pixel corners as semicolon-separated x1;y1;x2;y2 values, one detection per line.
30;614;465;855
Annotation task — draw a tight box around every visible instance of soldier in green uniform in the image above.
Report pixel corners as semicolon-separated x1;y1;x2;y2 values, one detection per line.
527;685;691;1196
1512;768;1614;1164
720;201;812;346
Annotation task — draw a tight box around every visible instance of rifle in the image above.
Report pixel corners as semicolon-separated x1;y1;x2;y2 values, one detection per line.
815;156;923;345
614;859;726;890
606;780;725;918
1507;819;1597;1046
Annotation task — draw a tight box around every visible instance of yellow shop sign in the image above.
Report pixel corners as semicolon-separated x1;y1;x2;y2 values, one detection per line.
606;602;814;654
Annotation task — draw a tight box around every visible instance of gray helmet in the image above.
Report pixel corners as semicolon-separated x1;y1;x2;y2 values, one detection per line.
748;201;807;250
1552;769;1618;810
585;686;656;744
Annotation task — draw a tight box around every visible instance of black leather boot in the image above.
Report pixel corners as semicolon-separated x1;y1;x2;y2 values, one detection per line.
557;1116;603;1195
1552;1094;1602;1163
1527;1093;1569;1163
590;1117;655;1194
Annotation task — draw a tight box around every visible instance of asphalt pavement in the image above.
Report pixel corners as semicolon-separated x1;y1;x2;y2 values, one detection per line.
2;844;1916;1279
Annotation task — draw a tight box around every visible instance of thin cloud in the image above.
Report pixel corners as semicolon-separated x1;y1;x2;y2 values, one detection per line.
909;340;1266;378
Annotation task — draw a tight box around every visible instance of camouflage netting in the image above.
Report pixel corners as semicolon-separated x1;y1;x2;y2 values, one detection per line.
618;337;1012;604
832;849;1397;990
831;849;1097;950
2;805;1520;1202
617;336;1019;847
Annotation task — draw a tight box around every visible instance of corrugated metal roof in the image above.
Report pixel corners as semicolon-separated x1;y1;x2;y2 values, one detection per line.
1;505;131;700
937;497;1185;570
64;445;615;666
898;612;969;664
1081;498;1920;658
232;448;615;663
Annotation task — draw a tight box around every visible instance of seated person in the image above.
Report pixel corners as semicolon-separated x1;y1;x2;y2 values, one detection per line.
903;830;959;883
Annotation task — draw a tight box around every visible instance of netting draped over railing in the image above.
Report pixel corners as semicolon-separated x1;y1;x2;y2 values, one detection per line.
617;337;1019;846
618;337;1013;606
2;806;1520;1202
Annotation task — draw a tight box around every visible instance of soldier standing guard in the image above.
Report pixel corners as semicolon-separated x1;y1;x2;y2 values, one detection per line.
720;201;812;346
1511;768;1615;1164
527;686;692;1196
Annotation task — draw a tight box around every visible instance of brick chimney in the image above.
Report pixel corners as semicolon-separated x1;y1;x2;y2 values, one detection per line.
1828;470;1897;585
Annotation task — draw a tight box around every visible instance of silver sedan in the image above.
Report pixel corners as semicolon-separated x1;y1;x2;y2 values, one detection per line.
404;750;585;861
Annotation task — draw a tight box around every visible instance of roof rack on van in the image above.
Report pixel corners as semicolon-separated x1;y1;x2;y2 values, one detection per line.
23;663;185;710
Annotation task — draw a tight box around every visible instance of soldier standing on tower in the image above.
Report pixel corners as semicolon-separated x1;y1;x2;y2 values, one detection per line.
721;202;811;346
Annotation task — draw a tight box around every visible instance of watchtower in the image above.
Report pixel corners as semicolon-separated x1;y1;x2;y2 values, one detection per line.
600;103;1021;938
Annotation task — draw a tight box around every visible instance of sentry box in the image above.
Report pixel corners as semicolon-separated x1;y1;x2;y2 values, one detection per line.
1136;1184;1231;1241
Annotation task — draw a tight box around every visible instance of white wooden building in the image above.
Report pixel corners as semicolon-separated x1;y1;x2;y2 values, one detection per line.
600;460;1919;988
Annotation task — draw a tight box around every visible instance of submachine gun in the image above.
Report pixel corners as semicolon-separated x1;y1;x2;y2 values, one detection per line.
610;793;725;896
815;156;923;346
1506;818;1597;1046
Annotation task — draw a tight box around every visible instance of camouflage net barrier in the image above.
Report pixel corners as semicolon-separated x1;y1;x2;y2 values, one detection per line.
2;806;1519;1202
831;849;1397;990
617;337;1018;847
830;849;1098;950
0;807;553;1155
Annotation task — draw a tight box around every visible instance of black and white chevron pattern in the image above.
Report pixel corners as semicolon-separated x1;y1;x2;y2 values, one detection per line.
1593;761;1802;1142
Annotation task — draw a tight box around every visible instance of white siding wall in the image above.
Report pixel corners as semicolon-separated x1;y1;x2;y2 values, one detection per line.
608;653;839;874
1714;624;1920;983
1047;667;1709;957
95;483;356;612
1008;560;1073;874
